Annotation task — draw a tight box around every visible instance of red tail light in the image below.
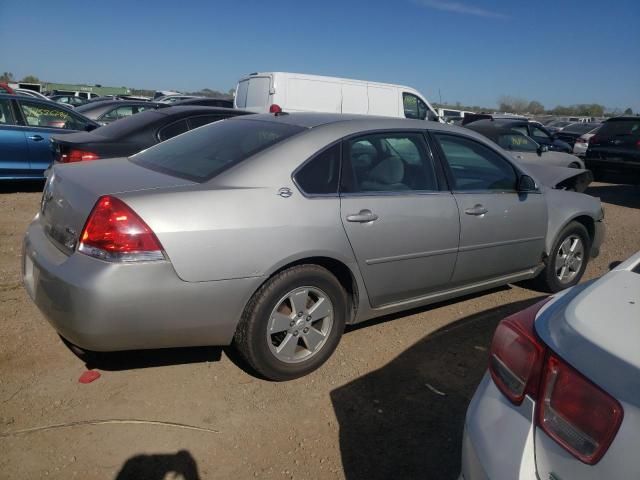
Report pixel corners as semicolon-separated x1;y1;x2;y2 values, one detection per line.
489;298;550;404
60;149;100;163
538;355;623;464
78;196;164;262
269;104;282;114
489;298;624;464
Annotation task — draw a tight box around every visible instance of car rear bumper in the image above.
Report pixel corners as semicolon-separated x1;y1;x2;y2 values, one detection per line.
460;374;538;480
23;216;262;351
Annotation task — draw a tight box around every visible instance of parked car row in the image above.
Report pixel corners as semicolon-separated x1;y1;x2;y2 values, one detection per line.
2;71;634;480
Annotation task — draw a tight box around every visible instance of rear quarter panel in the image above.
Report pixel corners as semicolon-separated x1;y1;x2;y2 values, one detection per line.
119;124;364;284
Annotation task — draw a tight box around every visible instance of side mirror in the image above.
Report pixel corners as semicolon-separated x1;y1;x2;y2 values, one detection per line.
517;174;537;192
536;144;548;156
85;124;98;132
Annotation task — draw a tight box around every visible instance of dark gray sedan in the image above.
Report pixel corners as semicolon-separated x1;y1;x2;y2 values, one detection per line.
23;114;605;380
75;100;165;125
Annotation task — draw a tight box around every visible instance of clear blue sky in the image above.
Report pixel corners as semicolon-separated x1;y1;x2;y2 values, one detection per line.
1;0;638;111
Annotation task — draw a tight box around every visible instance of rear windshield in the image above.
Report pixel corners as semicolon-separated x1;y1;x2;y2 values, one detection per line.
235;77;270;109
130;118;305;182
598;118;640;137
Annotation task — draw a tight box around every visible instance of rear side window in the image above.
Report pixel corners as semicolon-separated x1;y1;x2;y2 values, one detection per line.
187;114;225;129
295;144;340;195
132;119;305;182
343;132;437;193
158;119;189;141
0;99;15;125
598;119;640;137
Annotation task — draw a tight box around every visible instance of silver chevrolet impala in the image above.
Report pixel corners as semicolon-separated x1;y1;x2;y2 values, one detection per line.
23;114;605;380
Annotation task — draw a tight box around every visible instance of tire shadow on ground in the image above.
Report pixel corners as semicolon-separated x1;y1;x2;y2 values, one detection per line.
331;296;545;480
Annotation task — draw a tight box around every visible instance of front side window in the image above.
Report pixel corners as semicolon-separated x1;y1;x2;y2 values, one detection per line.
402;93;427;120
132;118;305;182
294;144;340;195
18;100;89;130
531;125;551;140
343;132;437;193
0;99;15;125
511;125;529;136
434;133;517;192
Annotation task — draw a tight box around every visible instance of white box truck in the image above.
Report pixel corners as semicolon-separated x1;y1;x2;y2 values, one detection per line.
234;72;441;121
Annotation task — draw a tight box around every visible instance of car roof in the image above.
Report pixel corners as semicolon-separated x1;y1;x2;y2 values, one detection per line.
227;112;459;130
605;116;640;122
76;99;164;110
463;119;523;136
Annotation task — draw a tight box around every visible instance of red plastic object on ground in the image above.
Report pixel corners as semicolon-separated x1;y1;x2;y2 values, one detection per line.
79;370;101;384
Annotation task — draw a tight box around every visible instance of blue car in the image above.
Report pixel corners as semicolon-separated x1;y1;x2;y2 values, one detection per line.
0;93;99;180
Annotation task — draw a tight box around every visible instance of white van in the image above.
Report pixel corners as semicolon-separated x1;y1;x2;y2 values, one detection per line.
234;72;440;121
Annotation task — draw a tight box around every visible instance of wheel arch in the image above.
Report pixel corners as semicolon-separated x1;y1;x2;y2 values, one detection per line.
250;255;363;324
545;214;596;256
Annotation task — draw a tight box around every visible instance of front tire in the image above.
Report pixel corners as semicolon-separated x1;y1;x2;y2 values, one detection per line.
234;265;347;381
534;221;590;293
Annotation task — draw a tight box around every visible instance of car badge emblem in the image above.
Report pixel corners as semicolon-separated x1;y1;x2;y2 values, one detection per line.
277;187;293;198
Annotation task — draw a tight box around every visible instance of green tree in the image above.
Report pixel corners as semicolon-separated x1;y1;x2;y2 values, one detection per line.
624;107;633;115
20;75;40;83
527;100;545;115
0;71;14;82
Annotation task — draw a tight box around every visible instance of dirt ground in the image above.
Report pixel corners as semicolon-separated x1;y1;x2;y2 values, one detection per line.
1;180;639;480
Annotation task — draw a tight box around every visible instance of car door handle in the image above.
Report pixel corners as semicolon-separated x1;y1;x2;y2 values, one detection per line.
464;204;488;216
346;210;379;223
28;135;43;141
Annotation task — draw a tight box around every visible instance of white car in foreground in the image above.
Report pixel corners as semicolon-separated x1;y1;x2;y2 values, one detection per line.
461;252;640;479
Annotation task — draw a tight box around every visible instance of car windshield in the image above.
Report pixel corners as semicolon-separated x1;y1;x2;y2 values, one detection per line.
131;118;305;182
497;132;539;152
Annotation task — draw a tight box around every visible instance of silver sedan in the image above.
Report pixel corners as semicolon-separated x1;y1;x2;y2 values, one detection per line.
23;114;605;380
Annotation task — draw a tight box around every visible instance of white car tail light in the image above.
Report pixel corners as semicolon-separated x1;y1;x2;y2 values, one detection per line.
78;195;165;262
489;298;550;404
538;355;623;464
489;298;624;464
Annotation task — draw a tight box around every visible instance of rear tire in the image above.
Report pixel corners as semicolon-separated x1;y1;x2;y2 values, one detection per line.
234;265;347;381
533;221;590;293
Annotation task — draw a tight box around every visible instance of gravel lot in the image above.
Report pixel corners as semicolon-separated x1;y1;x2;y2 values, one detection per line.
1;180;639;479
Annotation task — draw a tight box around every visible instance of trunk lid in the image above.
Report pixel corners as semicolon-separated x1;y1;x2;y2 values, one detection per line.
535;252;640;402
40;159;195;254
533;254;640;480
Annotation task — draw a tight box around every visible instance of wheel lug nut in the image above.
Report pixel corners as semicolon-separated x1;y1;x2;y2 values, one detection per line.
306;316;312;321
303;327;309;333
298;312;303;317
290;321;295;327
293;331;299;336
